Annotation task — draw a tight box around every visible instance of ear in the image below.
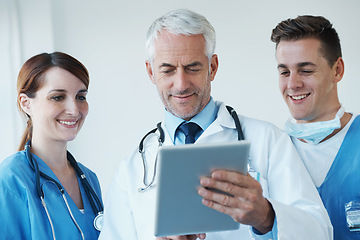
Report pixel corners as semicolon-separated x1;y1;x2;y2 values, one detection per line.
146;60;156;84
209;54;219;82
333;57;345;83
18;93;32;116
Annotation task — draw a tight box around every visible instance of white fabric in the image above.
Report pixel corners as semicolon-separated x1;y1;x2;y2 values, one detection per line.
291;114;356;187
99;101;332;240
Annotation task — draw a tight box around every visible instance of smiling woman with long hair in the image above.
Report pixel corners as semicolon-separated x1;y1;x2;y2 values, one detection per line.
0;52;103;239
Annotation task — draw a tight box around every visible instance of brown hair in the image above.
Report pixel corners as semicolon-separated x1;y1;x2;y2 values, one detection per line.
17;52;89;150
271;15;342;67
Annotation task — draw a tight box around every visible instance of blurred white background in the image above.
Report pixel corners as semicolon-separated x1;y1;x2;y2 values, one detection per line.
1;0;359;197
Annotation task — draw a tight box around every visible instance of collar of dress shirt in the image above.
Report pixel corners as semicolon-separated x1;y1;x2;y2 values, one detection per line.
163;97;218;144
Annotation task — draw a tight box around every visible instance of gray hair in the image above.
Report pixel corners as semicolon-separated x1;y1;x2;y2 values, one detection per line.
146;9;216;63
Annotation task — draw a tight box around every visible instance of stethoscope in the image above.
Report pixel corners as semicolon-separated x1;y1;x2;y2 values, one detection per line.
138;105;244;192
24;140;103;240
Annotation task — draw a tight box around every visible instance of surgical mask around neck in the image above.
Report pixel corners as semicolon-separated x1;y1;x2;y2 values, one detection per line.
284;106;345;144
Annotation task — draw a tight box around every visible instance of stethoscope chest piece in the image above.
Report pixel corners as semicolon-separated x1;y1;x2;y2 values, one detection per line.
94;212;104;231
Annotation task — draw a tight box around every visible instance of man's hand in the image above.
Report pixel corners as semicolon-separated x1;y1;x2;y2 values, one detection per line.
198;170;275;234
156;233;206;240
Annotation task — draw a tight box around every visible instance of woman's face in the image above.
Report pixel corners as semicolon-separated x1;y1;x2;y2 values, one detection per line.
22;67;88;144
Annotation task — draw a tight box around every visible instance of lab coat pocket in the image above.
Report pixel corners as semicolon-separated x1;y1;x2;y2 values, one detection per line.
249;171;269;198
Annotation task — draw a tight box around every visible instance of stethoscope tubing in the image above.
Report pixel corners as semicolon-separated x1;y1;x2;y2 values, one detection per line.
138;105;244;192
226;105;244;141
24;141;103;230
67;151;103;215
25;143;64;198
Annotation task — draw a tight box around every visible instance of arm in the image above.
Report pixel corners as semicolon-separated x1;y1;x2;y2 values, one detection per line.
264;133;332;239
0;186;31;239
198;133;332;239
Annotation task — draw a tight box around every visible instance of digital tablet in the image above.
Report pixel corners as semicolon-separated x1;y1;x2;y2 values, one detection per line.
154;141;250;237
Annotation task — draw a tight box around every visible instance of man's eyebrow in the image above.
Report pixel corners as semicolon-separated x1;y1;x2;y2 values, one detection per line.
277;64;287;69
297;62;316;68
277;62;316;69
159;63;175;68
159;62;203;68
185;61;203;67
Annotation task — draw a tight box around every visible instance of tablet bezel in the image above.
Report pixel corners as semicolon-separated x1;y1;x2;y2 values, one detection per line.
154;141;250;237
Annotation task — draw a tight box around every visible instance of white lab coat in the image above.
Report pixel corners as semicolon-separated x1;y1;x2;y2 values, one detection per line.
100;102;332;240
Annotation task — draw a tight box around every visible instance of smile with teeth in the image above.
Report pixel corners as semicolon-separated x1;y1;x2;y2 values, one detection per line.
290;93;310;100
58;120;77;126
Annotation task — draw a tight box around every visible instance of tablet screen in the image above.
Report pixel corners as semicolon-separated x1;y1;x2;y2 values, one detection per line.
154;141;250;237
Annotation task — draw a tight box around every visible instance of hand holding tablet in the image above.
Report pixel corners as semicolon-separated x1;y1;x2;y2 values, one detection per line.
154;141;250;237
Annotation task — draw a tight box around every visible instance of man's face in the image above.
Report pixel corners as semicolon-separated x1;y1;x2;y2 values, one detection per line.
276;38;343;123
146;31;218;121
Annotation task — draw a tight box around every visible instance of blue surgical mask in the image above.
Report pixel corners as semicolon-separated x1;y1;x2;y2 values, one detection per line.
284;106;345;144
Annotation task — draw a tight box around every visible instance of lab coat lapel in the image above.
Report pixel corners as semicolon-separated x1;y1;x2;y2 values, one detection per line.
196;102;237;143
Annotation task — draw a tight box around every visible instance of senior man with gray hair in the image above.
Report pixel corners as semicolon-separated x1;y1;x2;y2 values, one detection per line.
99;9;332;240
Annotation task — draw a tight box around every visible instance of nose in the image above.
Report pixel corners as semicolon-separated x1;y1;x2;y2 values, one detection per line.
64;99;79;115
173;69;190;91
287;73;303;89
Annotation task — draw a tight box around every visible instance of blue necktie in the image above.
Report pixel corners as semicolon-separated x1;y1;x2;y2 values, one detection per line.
179;122;201;144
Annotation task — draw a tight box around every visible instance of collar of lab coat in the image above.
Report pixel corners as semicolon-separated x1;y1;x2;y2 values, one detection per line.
201;101;237;137
216;101;237;129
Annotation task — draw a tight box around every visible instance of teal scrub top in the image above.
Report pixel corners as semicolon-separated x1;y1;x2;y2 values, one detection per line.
0;151;102;239
318;116;360;239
